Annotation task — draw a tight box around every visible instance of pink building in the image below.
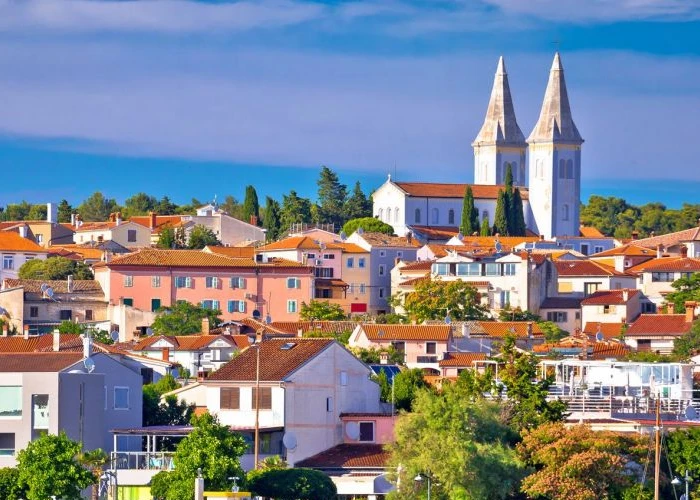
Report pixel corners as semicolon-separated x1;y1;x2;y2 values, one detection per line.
93;249;313;324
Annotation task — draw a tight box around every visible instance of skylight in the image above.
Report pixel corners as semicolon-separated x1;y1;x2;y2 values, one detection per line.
281;342;297;350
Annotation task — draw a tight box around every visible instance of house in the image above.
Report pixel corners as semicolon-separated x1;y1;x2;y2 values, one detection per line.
538;296;582;334
186;204;266;247
627;256;700;306
68;213;152;248
127;213;194;246
582;322;627;341
554;260;636;296
589;243;656;273
580;289;646;328
628;223;700;258
438;352;488;378
92;249;314;331
337;242;372;315
418;237;541;260
345;231;420;314
0;278;108;334
623;303;696;354
203;338;384;469
0;232;48;283
348;324;453;373
0;203;74;247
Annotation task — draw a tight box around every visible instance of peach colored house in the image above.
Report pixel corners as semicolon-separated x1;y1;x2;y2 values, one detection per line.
348;324;453;374
93;249;313;324
439;352;488;378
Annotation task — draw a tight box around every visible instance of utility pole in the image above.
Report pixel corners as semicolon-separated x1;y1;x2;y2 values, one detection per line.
654;397;661;500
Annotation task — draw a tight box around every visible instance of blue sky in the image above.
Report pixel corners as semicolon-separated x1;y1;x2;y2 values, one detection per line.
1;0;699;208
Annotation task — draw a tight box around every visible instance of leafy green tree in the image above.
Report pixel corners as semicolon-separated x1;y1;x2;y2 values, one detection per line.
77;191;120;221
580;195;632;237
0;468;25;500
480;215;491;236
666;273;700;314
262;196;282;241
538;320;568;342
317;165;348;229
299;300;347;320
673;320;700;359
460;185;479;236
511;188;527;236
78;448;108;500
497;306;541;322
57;199;73;223
344;181;372;220
155;196;178;215
151;300;221;335
143;374;194;428
0;201;32;221
220;195;243;219
242;185;260;224
667;427;700;488
18;256;93;280
157;226;186;249
493;189;509;236
187;224;220;249
248;468;337;499
16;431;96;500
400;279;488;323
149;413;247;500
122;192;158;218
342;217;394;236
280;190;313;231
504;164;515;235
392;368;430;411
352;346;406;365
27;204;47;220
387;383;526;499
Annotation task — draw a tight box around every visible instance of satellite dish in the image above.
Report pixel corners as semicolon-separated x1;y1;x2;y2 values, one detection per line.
319;242;326;251
595;332;604;342
40;283;49;293
345;422;360;441
265;314;272;325
146;328;154;336
282;432;297;451
252;309;261;319
444;314;452;325
494;241;503;253
0;306;7;316
46;287;55;299
83;357;96;374
110;331;120;342
685;406;698;420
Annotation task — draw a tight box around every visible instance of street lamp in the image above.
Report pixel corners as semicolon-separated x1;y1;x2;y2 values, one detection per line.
228;476;240;493
253;339;261;470
100;469;118;500
672;469;692;500
414;473;431;500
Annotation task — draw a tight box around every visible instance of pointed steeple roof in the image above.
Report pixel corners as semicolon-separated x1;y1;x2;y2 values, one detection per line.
472;56;526;147
527;53;583;144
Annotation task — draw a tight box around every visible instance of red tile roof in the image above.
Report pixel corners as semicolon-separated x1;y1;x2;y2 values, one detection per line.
206;338;336;381
99;249;311;269
128;215;188;233
591;244;656;258
398;276;430;287
132;334;247;351
356;232;421;248
399;261;434;271
627;257;700;274
0;232;47;253
258;236;325;251
204;246;255;259
581;289;639;305
590;341;630;360
582;322;627;340
295;443;390;469
633;226;700;249
3;279;103;294
555;260;626;277
336;243;368;254
438;352;487;367
269;321;358;335
0;352;83;372
0;334;83;353
359;324;451;341
394;182;529;200
477;321;543;338
579;226;605;238
625;314;692;337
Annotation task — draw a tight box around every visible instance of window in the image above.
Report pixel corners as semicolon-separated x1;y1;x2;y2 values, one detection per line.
559;159;566;178
0;434;15;456
35;234;44;244
485;263;500;276
359;422;374;442
456;263;481;276
307;253;316;260
584;282;601;296
379;250;386;258
503;263;516;276
152;276;161;288
287;300;298;313
482;210;489;222
175;276;192;288
59;310;72;320
220;387;240;410
500;290;510;307
230;277;246;289
594;246;604;254
566;159;574;179
358;258;366;268
2;255;14;270
426;342;436;354
386;208;391;222
448;209;455;225
123;298;133;307
29;306;38;318
32;394;49;431
580;244;589;256
431;208;439;225
227;300;246;313
315;268;334;278
202;300;220;311
123;275;133;287
397;251;403;258
323;253;335;260
326;397;334;412
0;387;22;417
85;309;94;321
562;204;569;221
378;264;386;276
151;299;161;312
415;208;421;223
546;311;568;323
340;371;348;386
359;284;366;294
205;276;219;288
395;208;399;223
558;281;573;293
286;277;301;289
378;208;383;221
603;305;617;314
434;263;449;276
651;272;674;282
114;387;130;410
252;387;272;410
347;257;354;268
379;288;385;298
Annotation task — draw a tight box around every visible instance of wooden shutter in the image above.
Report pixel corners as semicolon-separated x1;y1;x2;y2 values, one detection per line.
252;387;272;410
220;387;240;410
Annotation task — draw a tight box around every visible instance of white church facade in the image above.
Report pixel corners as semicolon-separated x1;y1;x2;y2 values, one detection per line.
372;53;583;240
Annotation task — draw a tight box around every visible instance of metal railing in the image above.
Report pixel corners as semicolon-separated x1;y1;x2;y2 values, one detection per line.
416;356;438;364
111;451;175;470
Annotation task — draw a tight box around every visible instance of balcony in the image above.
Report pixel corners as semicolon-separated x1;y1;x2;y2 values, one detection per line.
416;356;438;364
111;451;174;471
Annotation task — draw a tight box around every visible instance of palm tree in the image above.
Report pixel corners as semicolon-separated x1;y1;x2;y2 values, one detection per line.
78;449;108;500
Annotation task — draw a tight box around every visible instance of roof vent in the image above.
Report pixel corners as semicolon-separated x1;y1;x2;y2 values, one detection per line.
281;342;297;350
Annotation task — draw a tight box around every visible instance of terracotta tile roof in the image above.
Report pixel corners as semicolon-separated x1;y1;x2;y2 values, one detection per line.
101;249;311;270
476;321;543;338
356;232;421;248
295;443;390;469
359;324;451;341
555;260;626;277
336;243;368;254
206;338;335;382
582;322;627;340
0;232;47;253
438;352;487;367
48;246;105;260
591;244;656;258
581;289;639;305
235;318;293;336
579;226;606;238
590;341;630;360
633;226;700;249
3;279;103;294
399;260;434;271
132;334;246;351
540;297;583;309
315;279;349;288
627;257;700;274
258;236;323;251
398;276;430;287
409;226;460;240
204;246;255;259
73;221;120;232
0;334;87;353
394;182;529;200
625;314;692;337
270;321;358;335
0;352;83;372
128;215;188;233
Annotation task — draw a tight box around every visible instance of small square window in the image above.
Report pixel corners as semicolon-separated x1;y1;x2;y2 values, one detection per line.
359;422;374;442
114;387;130;410
287;300;297;313
59;310;72;321
358;258;366;268
29;306;39;318
127;230;137;243
379;250;386;258
326;397;334;412
124;275;133;287
85;310;93;321
378;265;386;276
152;276;161;288
347;258;354;268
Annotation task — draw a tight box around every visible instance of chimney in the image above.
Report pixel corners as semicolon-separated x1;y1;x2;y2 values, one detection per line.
18;226;28;239
657;244;664;259
250;215;258;226
23;324;29;340
406;231;412;245
631;231;639;240
1;325;7;337
53;328;60;352
47;202;57;223
115;212;122;226
67;275;74;293
201;317;210;335
527;321;533;339
685;301;697;323
539;234;545;241
149;212;157;230
462;323;470;339
109;212;115;223
622;289;629;302
162;347;170;361
71;213;76;227
297;328;303;338
82;333;92;359
668;303;675;315
379;351;389;365
681;246;688;258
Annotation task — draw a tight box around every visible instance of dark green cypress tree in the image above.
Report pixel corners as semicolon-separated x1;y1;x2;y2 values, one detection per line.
262;196;282;241
480;216;491;236
242;185;260;224
460;186;478;235
504;164;514;235
511;188;527;236
493;189;509;236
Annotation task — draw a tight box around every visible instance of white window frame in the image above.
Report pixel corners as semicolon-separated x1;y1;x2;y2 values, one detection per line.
114;386;130;410
286;277;301;289
287;300;298;313
205;276;219;289
151;275;161;288
3;255;14;270
123;275;133;287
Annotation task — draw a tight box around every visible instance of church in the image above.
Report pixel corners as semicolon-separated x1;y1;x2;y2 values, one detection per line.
371;53;583;240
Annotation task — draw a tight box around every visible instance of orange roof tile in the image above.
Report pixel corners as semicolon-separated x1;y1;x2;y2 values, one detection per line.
3;279;103;294
0;232;47;253
579;226;606;238
356;232;421;248
627;257;700;274
258;236;323;251
581;289;639;305
582;322;627;340
128;215;188;233
394;182;529;200
555;260;626;277
207;338;336;381
589;341;630;360
399;261;434;271
270;321;358;335
0;352;83;372
204;246;256;258
336;243;369;254
633;226;700;249
438;352;487;367
398;276;430;287
359;324;451;341
132;334;246;351
49;246;105;260
476;321;543;338
101;249;310;269
296;443;390;469
625;314;692;337
591;244;656;258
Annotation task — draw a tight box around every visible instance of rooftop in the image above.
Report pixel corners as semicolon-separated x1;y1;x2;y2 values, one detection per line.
439;352;488;367
97;249;310;269
393;182;528;200
295;443;390;469
359;324;451;341
0;232;47;253
132;334;249;351
0;352;83;372
3;279;104;295
581;289;639;306
625;314;693;337
555;260;626;277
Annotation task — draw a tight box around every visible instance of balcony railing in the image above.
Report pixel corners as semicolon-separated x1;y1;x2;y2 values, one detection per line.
111;451;175;471
416;356;438;364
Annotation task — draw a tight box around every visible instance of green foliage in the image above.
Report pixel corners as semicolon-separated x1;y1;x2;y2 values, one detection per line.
122;192;158;218
16;431;96;500
538;320;568;342
352;346;406;365
0;468;25;500
460;185;479;236
374;312;408;324
157;226;186;249
143;374;194;431
57;320;84;334
248;468;337;499
0;201;32;221
57;199;73;223
156;196;179;215
387;383;526;499
316;165;348;229
242;185;260;224
344;181;372;220
262;196;282;241
18;256;93;280
497;306;541;322
187;224;220;249
493;189;509;236
667;427;700;488
303;328;352;345
151;300;222;335
280;190;313;230
28;204;47;220
400;278;488;323
77;191;120;222
623;351;675;363
391;368;430;411
511;188;527;236
480;215;491;236
666;273;700;315
342;217;394;236
153;413;247;500
299;300;347;320
673;320;700;360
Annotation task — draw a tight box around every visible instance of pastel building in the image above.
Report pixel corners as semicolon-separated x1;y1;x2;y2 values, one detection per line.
0;232;47;284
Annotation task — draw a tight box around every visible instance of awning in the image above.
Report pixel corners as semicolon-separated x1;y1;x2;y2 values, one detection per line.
315;279;349;288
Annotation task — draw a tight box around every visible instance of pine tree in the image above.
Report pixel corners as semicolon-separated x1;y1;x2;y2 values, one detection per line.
511;188;527;236
57;200;72;223
493;189;509;235
460;186;479;235
242;186;260;224
317;165;347;230
344;181;372;220
280;190;313;232
262;196;281;241
481;216;491;236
